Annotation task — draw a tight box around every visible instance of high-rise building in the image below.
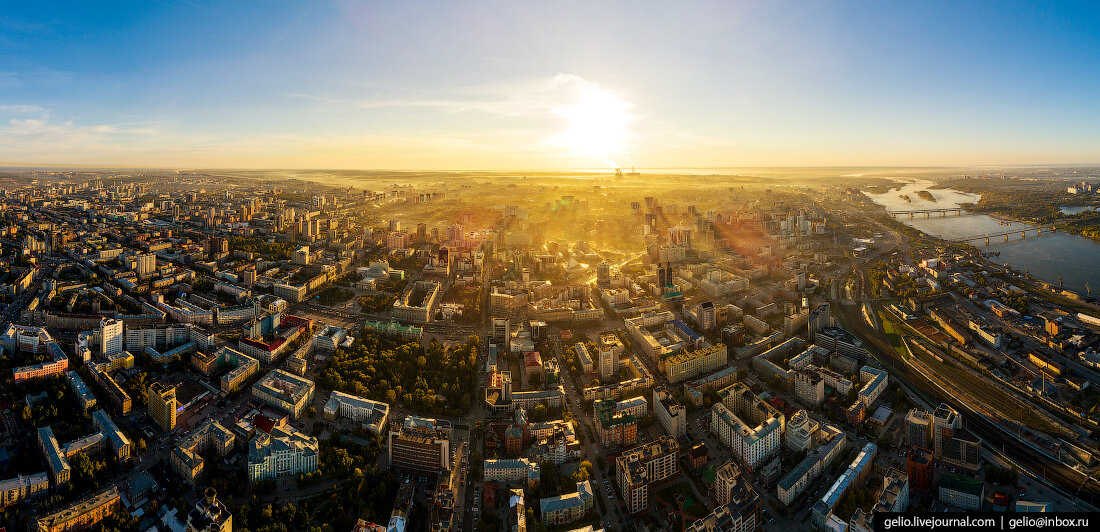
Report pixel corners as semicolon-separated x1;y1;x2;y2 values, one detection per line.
596;262;610;287
148;382;178;432
136;252;157;278
292;246;310;265
657;261;673;289
932;403;959;456
904;409;933;449
100;319;124;357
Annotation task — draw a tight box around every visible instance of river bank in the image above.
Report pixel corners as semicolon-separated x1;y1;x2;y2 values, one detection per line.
863;178;1100;295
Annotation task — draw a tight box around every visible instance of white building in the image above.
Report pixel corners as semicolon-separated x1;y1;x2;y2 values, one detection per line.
323;391;390;434
653;388;686;438
710;384;784;470
100;319;124;357
247;426;319;481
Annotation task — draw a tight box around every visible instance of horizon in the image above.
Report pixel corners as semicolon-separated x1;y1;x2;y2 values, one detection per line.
3;1;1100;169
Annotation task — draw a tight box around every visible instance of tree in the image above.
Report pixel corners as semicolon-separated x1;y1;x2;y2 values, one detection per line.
528;372;543;388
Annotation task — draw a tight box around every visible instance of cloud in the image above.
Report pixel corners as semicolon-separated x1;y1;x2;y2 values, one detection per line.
0;104;45;114
295;73;623;118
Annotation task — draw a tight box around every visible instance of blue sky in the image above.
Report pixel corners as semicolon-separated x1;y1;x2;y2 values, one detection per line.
1;0;1099;169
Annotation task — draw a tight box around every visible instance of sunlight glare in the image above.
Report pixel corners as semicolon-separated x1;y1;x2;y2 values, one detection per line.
551;87;633;164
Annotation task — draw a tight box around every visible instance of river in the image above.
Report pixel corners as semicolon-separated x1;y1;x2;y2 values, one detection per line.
864;179;1097;295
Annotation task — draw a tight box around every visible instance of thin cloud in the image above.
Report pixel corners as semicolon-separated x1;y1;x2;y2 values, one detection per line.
294;73;624;118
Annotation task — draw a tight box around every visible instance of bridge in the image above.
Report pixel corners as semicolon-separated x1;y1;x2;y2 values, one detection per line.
950;224;1059;245
887;207;966;218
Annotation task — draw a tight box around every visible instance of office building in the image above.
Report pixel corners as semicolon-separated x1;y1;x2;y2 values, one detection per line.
247;425;319;481
389;416;452;473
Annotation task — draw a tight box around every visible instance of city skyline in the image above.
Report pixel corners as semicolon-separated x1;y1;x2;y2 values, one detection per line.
2;1;1100;169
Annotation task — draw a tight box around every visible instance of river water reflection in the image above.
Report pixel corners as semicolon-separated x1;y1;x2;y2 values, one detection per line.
864;180;1097;295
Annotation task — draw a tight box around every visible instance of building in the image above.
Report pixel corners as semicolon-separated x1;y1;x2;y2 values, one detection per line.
776;425;846;506
172;420;236;485
664;343;728;384
932;403;982;471
576;342;594;374
100;318;124;357
597;336;621;380
251;369;316;418
314;324;350;351
5;325;69;382
247;425;319;481
693;464;762;532
811;443;877;528
137;252;157;278
906;447;934;493
784;410;820;452
595;399;639;447
389;416;452;473
186;488;233;532
539;481;594;525
67;371;97;411
238;314;312;363
710;383;784;470
32;485;121;532
938;473;985;510
850;468;909;532
293;246;311;265
208;346;259;392
91;409;132;462
616;436;679;514
653;388;686;438
483;458;540;489
148;381;178;432
392;280;442;323
793;369;825;407
905;409;933;449
38;426;70;485
0;472;48;509
323;391;390;434
88;365;131;414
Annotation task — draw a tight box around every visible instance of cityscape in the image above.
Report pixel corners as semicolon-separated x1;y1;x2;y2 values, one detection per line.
2;2;1100;532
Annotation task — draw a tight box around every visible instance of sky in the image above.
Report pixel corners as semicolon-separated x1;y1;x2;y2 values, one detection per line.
1;0;1099;170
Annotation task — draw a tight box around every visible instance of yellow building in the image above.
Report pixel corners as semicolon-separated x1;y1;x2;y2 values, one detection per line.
148;382;178;432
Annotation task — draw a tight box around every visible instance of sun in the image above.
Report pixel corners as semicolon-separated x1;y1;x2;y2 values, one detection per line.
551;87;633;164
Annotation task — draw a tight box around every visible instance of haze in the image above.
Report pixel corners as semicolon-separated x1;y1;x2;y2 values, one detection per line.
1;1;1099;169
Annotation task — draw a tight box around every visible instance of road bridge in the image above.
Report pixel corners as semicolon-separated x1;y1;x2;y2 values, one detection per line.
951;224;1059;245
887;207;965;218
